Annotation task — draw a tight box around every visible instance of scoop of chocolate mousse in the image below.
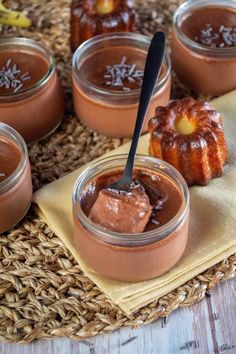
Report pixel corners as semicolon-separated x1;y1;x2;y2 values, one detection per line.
88;181;153;234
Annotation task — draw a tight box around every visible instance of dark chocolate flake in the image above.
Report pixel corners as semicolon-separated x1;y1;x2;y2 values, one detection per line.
122;87;131;91
0;59;31;93
151;218;160;226
197;23;236;47
220;25;236;46
103;56;144;91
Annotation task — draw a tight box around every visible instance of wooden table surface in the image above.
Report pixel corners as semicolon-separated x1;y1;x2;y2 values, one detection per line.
1;278;235;354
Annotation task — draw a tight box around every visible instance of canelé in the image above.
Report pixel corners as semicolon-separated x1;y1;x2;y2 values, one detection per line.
148;97;228;186
70;0;135;51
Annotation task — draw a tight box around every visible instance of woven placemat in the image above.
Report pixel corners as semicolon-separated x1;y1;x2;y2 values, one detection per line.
0;0;235;344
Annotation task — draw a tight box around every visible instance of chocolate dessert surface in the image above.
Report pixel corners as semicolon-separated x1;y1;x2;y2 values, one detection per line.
77;46;166;92
0;50;48;95
80;168;182;234
0;136;21;182
89;181;152;234
181;6;236;48
78;46;146;92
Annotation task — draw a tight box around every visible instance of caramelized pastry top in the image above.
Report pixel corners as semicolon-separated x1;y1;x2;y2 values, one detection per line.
70;0;135;51
149;97;223;138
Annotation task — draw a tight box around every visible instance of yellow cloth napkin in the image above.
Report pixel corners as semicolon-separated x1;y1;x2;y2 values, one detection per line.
33;90;236;315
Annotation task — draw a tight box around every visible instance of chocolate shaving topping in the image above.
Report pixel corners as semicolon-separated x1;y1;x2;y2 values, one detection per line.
195;23;236;48
0;172;6;177
106;178;167;227
106;179;144;196
106;187;133;196
220;25;236;46
103;56;144;91
150;219;160;226
0;59;31;94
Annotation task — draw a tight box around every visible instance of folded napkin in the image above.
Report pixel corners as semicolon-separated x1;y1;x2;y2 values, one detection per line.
33;90;236;315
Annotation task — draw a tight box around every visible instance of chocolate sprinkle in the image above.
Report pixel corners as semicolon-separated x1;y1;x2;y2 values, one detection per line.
103;56;144;91
0;59;31;94
195;23;236;48
150;218;160;226
106;180;144;195
220;25;236;46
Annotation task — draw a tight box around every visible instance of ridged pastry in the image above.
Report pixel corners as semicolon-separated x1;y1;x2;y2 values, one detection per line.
148;97;228;186
70;0;135;51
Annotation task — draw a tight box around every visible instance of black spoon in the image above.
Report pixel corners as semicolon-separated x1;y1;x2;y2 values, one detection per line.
109;31;166;191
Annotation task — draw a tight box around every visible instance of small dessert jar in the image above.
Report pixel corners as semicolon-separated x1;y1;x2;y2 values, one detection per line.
73;155;189;282
171;0;236;96
0;123;32;233
72;32;171;138
0;37;65;143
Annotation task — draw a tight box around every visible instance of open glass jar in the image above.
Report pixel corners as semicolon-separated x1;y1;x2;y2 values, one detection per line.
72;32;171;138
0;123;32;233
0;37;65;143
171;0;236;96
73;154;189;282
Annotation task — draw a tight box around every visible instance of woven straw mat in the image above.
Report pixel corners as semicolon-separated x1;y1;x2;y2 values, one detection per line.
0;0;235;344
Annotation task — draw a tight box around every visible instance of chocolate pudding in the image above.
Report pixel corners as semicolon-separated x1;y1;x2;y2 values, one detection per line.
72;33;171;138
83;47;146;92
73;155;189;282
88;180;153;234
0;51;48;95
0;38;65;143
83;169;182;231
181;7;236;48
0;136;21;182
0;123;32;233
172;0;236;96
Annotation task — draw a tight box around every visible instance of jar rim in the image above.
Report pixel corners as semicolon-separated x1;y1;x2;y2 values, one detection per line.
72;32;171;99
0;37;55;102
173;0;236;57
0;122;28;193
72;154;189;246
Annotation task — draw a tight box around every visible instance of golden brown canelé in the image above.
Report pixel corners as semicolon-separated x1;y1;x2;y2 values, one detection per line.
70;0;135;51
148;97;228;186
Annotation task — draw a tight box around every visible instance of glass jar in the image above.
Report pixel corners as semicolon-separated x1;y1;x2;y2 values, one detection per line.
171;0;236;96
0;37;65;143
73;154;189;282
72;32;171;138
0;123;32;233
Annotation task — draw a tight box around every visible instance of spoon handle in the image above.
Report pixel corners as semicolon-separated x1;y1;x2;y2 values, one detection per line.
122;31;166;183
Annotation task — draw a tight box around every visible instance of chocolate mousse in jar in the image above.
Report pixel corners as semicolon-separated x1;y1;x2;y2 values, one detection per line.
73;155;189;282
0;38;64;143
171;0;236;96
0;123;32;233
72;33;171;138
